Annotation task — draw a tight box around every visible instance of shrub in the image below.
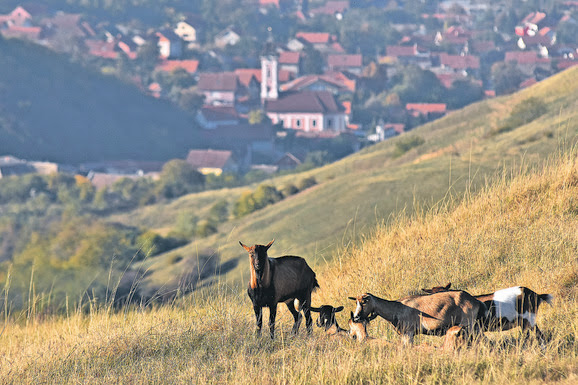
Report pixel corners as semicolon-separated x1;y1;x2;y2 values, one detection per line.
297;177;317;191
393;135;425;157
281;184;299;197
196;219;218;237
490;97;548;136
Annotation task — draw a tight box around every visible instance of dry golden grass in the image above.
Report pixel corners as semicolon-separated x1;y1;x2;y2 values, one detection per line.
1;154;578;384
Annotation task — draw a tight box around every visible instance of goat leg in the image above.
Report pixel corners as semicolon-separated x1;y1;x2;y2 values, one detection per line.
253;305;263;337
269;305;277;339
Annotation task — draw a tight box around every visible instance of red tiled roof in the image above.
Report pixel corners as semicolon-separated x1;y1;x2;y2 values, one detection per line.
280;73;354;93
156;59;199;73
519;77;537;88
557;60;578;70
278;69;294;83
519;34;552;46
1;26;42;40
436;73;465;88
386;45;416;57
85;39;117;59
522;11;546;25
485;90;496;98
186;149;233;170
327;54;362;68
406;103;447;114
89;173;141;190
197;72;239;91
279;51;301;64
296;32;332;44
310;1;349;15
259;0;280;6
439;53;480;69
235;68;262;86
331;42;346;53
265;91;345;114
504;51;549;64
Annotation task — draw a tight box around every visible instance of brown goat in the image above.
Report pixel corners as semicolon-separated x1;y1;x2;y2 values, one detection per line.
310;305;347;336
422;284;553;339
441;325;467;351
422;282;452;294
240;240;319;338
348;291;486;345
348;311;372;341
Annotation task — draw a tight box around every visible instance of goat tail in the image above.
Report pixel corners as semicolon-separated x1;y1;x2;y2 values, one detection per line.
311;276;320;292
539;293;553;306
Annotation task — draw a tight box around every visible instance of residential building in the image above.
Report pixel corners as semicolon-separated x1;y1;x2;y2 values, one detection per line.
174;15;203;47
327;54;363;74
196;106;240;129
186;149;238;175
198;72;242;106
214;26;241;48
261;54;348;132
406;103;447;118
156;30;182;59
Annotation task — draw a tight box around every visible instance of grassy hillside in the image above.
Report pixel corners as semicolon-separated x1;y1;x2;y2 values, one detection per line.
1;149;577;384
111;66;578;296
0;37;201;163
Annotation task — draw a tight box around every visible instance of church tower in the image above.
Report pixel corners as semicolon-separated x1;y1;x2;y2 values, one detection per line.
260;53;279;101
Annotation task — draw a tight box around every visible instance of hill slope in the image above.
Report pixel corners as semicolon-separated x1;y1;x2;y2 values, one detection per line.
112;67;578;295
2;148;577;384
0;37;201;163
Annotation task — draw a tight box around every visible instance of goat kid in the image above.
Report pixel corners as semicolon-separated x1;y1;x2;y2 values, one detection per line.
348;291;485;345
310;305;347;336
422;284;553;339
240;240;319;339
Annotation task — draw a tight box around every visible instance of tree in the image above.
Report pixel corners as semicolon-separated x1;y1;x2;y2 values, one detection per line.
391;65;446;104
492;61;523;95
557;21;578;45
248;109;270;124
446;79;484;109
158;159;205;199
178;88;204;112
135;37;159;83
302;46;324;75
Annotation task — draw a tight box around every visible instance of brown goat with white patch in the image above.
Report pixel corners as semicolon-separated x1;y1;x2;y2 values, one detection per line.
240;240;319;338
349;291;486;344
422;284;553;340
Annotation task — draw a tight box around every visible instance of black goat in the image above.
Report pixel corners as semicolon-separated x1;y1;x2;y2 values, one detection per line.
240;240;319;338
310;305;347;336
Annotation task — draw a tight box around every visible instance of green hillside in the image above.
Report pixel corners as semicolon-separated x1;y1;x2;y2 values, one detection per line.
0;37;201;163
111;67;578;297
2;147;577;384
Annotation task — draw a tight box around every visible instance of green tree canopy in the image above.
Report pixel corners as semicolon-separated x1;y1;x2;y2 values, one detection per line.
158;159;205;199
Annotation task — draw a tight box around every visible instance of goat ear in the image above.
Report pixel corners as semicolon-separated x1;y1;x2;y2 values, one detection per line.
444;283;452;290
265;239;275;249
239;241;251;252
334;306;344;312
310;307;320;312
